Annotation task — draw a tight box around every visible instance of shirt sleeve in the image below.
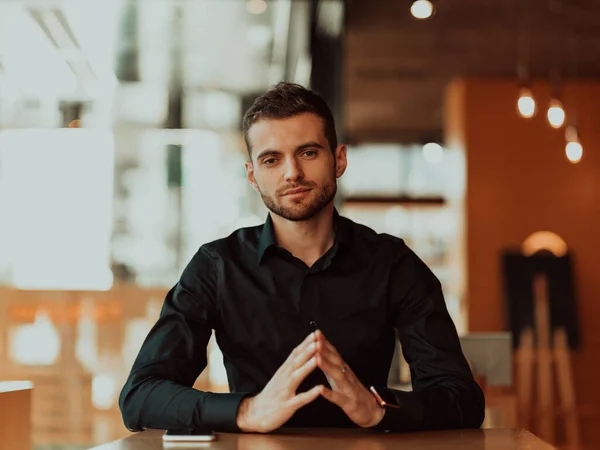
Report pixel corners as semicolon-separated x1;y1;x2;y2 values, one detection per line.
118;246;250;432
375;243;485;432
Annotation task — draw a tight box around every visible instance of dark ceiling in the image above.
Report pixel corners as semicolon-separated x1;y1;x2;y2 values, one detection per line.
344;0;600;144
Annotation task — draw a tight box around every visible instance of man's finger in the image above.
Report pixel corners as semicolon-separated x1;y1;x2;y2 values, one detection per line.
320;386;349;408
289;355;318;390
291;340;317;371
288;384;324;410
295;332;316;355
316;352;348;383
315;339;344;369
315;330;343;358
281;333;316;374
321;336;341;356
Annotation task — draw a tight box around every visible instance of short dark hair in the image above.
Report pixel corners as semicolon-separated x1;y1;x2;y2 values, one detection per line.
242;82;338;157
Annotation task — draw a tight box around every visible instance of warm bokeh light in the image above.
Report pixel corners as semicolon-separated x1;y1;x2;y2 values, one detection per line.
422;142;444;164
246;0;267;15
410;0;434;19
547;99;565;128
517;87;536;118
10;311;61;365
565;141;583;163
522;230;568;257
565;125;583;163
92;374;118;410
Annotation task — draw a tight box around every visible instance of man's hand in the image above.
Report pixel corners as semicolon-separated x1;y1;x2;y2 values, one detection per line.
236;332;324;433
314;330;385;428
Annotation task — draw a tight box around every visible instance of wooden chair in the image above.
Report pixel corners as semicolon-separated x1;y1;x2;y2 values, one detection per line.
0;381;34;450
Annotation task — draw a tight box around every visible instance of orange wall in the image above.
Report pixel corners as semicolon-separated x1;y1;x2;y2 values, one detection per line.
445;78;600;445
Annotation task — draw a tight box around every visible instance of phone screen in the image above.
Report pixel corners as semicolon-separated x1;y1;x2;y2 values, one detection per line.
162;429;216;442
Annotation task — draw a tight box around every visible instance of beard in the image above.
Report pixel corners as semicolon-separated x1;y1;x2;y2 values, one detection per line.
257;176;337;222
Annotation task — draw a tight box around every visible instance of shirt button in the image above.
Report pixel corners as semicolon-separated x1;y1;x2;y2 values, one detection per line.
309;321;317;329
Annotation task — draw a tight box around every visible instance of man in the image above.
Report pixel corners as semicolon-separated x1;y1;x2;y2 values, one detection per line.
119;82;485;433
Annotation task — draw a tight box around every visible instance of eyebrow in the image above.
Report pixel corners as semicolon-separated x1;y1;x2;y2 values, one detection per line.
255;142;326;161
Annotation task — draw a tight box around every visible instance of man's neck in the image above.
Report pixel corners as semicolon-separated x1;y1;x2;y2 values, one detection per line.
270;203;336;267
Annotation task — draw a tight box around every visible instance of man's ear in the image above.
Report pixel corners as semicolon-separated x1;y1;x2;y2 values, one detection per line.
245;160;259;192
334;144;347;179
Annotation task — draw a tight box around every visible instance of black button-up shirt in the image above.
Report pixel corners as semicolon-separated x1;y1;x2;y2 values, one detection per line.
119;211;484;433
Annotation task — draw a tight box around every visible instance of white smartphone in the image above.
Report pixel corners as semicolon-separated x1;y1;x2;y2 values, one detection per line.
162;429;217;443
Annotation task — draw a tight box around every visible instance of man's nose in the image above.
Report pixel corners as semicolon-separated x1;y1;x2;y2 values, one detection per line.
283;158;304;181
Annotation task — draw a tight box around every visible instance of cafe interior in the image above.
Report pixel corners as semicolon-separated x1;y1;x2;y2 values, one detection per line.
0;0;599;449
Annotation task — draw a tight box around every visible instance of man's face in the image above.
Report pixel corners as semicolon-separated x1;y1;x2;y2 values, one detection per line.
245;112;347;222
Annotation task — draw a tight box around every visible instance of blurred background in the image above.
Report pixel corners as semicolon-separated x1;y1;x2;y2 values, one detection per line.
0;0;599;449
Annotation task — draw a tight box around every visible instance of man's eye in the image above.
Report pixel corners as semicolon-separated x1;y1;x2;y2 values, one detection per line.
264;158;276;165
303;150;316;157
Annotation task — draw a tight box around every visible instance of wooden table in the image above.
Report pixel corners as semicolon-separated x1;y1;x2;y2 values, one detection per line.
87;428;556;450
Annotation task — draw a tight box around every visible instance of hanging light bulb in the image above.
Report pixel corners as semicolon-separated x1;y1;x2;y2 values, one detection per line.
547;98;565;128
565;141;583;163
517;86;536;118
410;0;434;19
565;125;583;163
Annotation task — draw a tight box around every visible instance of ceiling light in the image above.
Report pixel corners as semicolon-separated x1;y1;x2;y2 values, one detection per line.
517;86;536;119
565;125;583;164
547;98;565;128
410;1;434;19
565;141;583;163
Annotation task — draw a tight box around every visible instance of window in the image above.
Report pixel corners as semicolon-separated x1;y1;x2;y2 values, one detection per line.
0;129;114;290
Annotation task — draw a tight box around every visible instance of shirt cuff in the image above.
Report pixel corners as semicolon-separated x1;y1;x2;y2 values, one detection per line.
196;392;251;432
372;389;424;432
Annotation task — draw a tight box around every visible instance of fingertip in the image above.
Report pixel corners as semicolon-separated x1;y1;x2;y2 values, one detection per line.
318;385;328;397
314;385;325;397
315;340;323;353
307;386;320;399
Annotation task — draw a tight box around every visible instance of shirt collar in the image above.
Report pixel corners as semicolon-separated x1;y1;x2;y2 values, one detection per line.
257;208;351;264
